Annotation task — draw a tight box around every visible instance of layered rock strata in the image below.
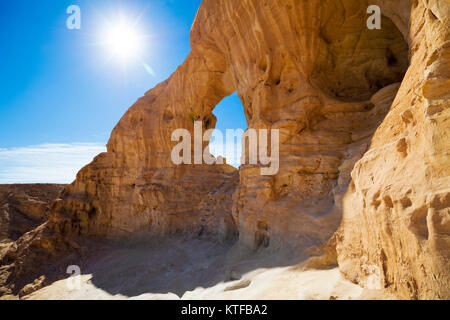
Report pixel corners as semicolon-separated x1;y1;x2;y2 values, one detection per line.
0;185;65;244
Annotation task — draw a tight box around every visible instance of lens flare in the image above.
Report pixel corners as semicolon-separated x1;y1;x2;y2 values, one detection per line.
102;19;142;63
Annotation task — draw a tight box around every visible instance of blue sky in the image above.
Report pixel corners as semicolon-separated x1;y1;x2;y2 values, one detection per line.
0;0;247;183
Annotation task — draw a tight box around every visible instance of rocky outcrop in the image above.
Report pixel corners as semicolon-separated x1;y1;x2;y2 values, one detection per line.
0;184;65;297
48;0;409;245
334;0;450;299
0;0;448;299
0;185;65;243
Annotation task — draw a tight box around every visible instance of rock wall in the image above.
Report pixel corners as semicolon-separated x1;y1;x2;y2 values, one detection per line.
335;0;450;299
53;0;409;245
1;0;448;299
0;185;65;243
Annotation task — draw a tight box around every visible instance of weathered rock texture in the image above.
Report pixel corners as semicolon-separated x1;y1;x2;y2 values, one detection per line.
334;0;450;299
0;184;65;296
0;0;448;299
0;185;65;243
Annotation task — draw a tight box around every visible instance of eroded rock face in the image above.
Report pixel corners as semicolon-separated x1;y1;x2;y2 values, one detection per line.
1;0;448;299
0;184;65;297
0;185;65;243
334;0;450;299
52;0;408;245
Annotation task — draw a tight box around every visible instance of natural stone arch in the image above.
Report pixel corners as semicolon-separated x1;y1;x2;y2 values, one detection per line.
2;0;448;300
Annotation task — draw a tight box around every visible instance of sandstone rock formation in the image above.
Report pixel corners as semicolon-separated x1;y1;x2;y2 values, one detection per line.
0;184;65;296
0;185;65;244
0;0;448;300
335;0;450;299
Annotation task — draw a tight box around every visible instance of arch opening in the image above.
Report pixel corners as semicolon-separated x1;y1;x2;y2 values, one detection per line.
208;92;248;168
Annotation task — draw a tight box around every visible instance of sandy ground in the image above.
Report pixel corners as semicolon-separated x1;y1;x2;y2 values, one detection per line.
23;237;395;300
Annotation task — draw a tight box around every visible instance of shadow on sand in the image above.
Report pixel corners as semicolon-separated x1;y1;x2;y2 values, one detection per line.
78;235;308;298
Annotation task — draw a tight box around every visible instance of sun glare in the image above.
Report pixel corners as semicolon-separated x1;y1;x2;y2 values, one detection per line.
102;19;143;64
95;10;156;76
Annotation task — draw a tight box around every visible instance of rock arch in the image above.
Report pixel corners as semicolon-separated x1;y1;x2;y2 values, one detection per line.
2;0;449;300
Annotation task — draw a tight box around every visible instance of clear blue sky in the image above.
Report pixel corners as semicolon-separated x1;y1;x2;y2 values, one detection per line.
0;0;247;183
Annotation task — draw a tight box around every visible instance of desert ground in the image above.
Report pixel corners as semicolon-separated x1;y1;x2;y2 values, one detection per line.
21;236;394;300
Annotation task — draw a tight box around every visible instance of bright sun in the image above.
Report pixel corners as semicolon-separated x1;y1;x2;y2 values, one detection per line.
103;20;142;63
